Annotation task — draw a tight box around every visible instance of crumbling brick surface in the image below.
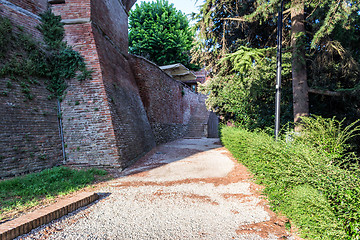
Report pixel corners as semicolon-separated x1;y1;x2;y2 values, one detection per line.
91;0;129;53
0;2;62;178
4;0;48;15
59;22;121;167
51;0;90;19
92;28;156;168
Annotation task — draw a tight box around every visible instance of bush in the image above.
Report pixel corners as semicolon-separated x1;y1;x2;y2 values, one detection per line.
293;115;360;161
221;122;360;239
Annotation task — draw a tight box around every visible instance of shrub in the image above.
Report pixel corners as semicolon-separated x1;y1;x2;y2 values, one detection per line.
221;123;360;239
293;115;360;162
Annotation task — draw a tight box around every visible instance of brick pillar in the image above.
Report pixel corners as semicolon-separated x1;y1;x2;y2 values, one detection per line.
51;0;121;167
50;0;155;169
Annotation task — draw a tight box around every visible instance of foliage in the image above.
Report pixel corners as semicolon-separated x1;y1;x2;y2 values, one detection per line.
192;0;277;72
194;0;360;129
199;46;292;129
129;0;198;69
293;115;360;161
0;11;91;99
36;11;65;49
0;17;12;58
221;119;360;239
0;166;108;221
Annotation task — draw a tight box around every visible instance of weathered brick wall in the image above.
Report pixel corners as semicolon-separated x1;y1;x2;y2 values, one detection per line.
0;0;211;178
91;0;155;166
129;55;209;144
51;0;121;167
51;0;155;168
0;0;45;41
0;78;62;178
91;0;129;53
0;1;63;178
2;0;47;14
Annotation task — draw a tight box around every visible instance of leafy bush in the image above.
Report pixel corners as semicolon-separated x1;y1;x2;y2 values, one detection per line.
199;46;293;129
129;0;198;69
293;115;360;162
221;121;360;239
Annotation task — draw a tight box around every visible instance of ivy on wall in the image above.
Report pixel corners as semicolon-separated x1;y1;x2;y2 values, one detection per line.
0;10;91;100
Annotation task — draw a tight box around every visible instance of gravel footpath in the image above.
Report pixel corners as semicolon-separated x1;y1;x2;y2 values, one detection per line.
17;138;297;240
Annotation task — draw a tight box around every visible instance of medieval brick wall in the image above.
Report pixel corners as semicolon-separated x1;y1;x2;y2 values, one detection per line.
129;55;209;144
51;0;156;169
0;1;63;178
0;77;62;178
0;0;212;178
50;0;122;167
0;0;46;41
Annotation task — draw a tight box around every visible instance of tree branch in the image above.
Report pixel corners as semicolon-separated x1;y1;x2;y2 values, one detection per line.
308;88;342;97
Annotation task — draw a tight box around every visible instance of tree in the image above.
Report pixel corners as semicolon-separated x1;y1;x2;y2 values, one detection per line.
194;0;360;129
198;46;293;129
129;0;197;69
291;0;309;129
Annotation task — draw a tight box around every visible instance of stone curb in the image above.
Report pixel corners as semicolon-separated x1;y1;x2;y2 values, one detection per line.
0;192;99;240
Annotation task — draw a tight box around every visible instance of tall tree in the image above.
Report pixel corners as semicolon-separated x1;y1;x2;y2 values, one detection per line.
291;0;309;128
194;0;360;129
129;0;197;69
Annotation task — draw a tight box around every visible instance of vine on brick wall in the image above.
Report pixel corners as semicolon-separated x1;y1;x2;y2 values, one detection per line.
0;11;91;100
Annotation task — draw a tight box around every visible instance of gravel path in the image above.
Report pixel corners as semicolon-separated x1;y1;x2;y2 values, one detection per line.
18;138;297;240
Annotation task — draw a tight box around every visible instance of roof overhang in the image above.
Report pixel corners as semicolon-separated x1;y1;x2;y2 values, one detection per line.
159;63;196;82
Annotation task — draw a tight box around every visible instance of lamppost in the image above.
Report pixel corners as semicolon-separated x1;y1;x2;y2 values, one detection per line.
275;0;283;140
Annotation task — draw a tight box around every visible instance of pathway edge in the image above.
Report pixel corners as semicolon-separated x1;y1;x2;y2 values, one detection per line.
0;192;99;240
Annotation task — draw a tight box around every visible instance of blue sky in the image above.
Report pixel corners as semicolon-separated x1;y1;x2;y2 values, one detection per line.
134;0;204;16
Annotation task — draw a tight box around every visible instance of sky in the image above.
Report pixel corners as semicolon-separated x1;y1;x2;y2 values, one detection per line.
134;0;204;17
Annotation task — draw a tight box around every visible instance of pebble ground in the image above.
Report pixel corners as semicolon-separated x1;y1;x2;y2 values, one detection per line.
17;138;298;240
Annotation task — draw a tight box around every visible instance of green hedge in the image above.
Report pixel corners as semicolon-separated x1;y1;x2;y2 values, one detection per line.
221;126;360;239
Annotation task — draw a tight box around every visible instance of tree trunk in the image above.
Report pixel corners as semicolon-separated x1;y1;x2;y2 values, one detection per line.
291;0;309;131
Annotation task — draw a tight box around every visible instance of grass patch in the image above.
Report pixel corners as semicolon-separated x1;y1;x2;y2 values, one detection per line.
0;166;108;222
221;120;360;239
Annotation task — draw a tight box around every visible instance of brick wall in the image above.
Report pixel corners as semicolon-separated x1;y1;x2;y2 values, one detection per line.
0;1;63;178
129;55;210;144
0;0;44;41
3;0;48;14
0;0;212;177
51;0;121;167
51;0;155;168
0;78;62;179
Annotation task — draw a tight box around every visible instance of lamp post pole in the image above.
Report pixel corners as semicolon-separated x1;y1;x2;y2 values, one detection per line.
275;0;283;140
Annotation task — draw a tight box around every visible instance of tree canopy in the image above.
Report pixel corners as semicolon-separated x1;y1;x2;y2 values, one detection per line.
129;0;198;69
194;0;360;129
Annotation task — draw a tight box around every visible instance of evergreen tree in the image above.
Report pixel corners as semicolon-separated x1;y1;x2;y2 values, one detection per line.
129;0;197;69
194;0;360;129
